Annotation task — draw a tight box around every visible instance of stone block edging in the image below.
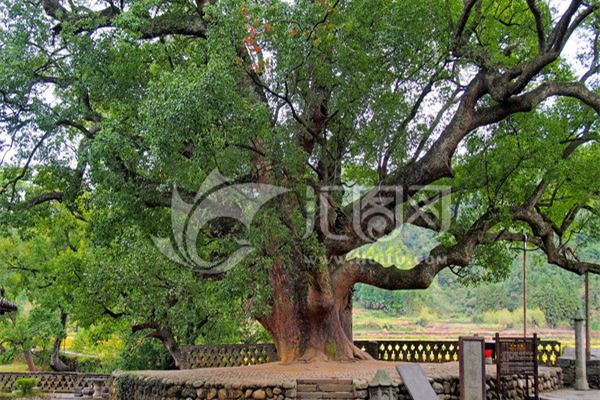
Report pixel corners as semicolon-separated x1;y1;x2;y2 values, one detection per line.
109;368;562;400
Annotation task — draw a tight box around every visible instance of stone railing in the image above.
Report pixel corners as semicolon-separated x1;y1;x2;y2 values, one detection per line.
181;344;279;369
0;372;110;394
179;340;562;369
355;340;562;367
355;340;459;363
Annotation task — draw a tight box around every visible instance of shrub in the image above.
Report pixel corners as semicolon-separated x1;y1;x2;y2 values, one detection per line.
15;378;37;395
416;307;436;327
75;356;103;373
0;346;15;365
471;314;484;324
524;308;547;328
483;308;547;329
483;309;517;328
497;309;516;328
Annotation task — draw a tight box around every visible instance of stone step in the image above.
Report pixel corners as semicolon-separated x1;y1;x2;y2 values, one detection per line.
316;384;354;392
297;385;354;392
297;379;353;384
296;378;355;399
297;384;318;392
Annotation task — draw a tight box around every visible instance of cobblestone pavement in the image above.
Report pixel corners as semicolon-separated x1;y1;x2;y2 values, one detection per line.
122;361;558;386
125;361;443;385
540;389;600;399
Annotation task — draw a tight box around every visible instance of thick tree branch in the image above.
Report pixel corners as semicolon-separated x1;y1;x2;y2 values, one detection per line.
453;0;479;55
326;74;486;255
42;0;208;39
132;321;182;368
547;0;585;52
56;119;98;139
20;191;64;209
334;209;500;291
474;81;600;128
511;206;600;275
331;2;598;255
526;0;546;50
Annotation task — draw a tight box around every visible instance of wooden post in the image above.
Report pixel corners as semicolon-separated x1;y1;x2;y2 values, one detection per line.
533;333;539;400
523;235;528;338
495;333;501;400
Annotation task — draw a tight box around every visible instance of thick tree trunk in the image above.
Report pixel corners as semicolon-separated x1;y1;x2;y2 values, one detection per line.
50;338;72;372
259;260;369;363
340;289;353;341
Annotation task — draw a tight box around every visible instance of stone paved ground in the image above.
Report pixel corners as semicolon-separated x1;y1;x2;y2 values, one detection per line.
540;389;600;399
121;361;558;386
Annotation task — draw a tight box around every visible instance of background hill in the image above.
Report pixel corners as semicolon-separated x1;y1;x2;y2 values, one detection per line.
351;225;600;342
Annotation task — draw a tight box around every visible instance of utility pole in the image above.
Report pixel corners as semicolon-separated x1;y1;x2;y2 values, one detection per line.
585;271;590;361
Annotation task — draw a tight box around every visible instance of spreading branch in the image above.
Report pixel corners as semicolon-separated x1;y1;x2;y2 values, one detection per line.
526;0;546;50
41;0;208;39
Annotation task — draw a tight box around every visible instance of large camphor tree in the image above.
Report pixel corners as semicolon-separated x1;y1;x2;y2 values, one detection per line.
1;0;600;363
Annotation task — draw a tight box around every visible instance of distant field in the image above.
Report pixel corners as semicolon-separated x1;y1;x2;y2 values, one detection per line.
353;308;600;348
1;309;597;374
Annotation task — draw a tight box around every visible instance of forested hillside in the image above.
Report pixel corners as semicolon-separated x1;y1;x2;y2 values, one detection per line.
352;225;600;330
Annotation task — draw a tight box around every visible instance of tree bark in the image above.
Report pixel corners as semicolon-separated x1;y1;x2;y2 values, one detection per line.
132;322;184;369
50;311;73;372
23;349;36;372
259;260;370;363
153;328;183;369
50;338;72;372
340;291;353;342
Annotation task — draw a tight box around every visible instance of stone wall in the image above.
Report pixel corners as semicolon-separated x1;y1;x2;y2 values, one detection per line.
558;356;600;389
424;369;562;400
111;375;296;400
109;368;562;400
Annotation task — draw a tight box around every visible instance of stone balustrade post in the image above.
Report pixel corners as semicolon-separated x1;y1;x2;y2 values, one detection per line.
368;369;396;400
574;318;589;391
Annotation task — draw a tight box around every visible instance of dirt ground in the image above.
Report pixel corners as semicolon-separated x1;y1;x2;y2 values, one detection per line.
121;360;558;386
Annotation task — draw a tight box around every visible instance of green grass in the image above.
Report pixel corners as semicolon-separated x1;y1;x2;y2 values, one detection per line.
0;363;29;373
